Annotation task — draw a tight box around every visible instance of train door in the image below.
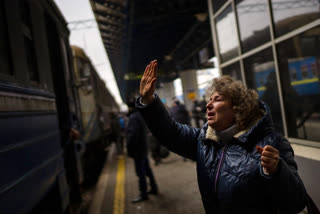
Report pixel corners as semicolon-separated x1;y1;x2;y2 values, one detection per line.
61;39;85;185
44;13;82;209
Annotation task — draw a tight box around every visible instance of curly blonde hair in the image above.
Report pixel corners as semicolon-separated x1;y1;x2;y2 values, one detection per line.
205;75;264;130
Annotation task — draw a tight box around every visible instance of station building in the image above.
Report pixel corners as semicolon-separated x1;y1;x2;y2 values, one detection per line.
207;0;320;206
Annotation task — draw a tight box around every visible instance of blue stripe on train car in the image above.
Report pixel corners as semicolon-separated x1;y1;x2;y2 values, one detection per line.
0;112;66;214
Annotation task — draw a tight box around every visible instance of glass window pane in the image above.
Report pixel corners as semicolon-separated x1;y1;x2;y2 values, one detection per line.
0;1;12;76
24;37;39;82
236;0;271;52
212;0;228;13
244;48;284;134
271;0;320;37
221;62;242;81
20;1;39;82
277;26;320;141
216;5;239;63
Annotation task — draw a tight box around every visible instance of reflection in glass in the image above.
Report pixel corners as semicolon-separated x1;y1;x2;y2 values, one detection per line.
216;5;239;63
277;26;320;141
271;0;320;37
244;48;284;134
221;62;242;81
212;0;228;13
236;0;271;52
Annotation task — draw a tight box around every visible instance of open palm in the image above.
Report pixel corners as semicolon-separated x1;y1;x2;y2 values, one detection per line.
140;60;158;104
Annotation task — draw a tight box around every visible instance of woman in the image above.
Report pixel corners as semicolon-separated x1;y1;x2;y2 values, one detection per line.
136;60;308;213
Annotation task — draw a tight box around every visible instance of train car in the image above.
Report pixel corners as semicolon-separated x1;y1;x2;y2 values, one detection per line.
288;57;320;96
255;57;320;97
0;0;82;213
71;46;119;184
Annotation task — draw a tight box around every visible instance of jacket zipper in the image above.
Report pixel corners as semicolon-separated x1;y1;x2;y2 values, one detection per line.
214;145;227;192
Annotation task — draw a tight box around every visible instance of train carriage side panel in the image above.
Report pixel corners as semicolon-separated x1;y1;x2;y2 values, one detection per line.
0;92;66;214
0;0;79;213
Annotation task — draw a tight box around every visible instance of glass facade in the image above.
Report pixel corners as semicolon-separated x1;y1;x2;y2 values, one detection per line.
212;0;228;13
271;0;320;37
236;0;271;52
20;0;39;82
243;48;284;134
215;5;239;63
277;26;320;141
210;0;320;143
221;62;242;81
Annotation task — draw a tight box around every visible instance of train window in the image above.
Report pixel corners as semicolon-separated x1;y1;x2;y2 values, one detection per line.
311;62;317;78
0;1;13;76
277;25;320;141
77;60;83;77
83;63;91;77
19;0;40;83
301;64;308;79
290;67;297;82
20;0;32;29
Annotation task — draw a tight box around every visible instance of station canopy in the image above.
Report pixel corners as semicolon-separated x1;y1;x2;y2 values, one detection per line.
90;0;214;101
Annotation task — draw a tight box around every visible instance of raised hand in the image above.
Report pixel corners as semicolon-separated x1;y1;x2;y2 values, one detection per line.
256;145;280;175
140;60;158;104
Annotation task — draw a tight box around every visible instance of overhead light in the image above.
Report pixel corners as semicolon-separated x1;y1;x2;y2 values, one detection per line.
194;13;208;22
165;55;172;61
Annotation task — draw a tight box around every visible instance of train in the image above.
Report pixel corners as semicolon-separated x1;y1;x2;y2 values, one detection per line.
0;0;119;213
70;46;119;185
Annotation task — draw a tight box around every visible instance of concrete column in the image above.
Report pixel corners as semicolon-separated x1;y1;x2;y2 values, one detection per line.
155;81;176;108
179;69;199;111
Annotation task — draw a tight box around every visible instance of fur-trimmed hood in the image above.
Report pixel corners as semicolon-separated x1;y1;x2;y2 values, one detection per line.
199;100;272;144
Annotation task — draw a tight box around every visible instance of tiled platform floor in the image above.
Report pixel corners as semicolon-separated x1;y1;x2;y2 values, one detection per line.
89;144;204;214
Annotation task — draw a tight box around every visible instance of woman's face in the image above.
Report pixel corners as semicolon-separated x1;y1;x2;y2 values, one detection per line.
206;92;235;131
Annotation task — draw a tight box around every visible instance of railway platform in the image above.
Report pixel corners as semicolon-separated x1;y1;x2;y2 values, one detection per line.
85;142;319;214
87;144;204;214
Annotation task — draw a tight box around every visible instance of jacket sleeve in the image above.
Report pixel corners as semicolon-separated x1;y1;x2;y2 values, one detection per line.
267;134;308;213
136;94;199;160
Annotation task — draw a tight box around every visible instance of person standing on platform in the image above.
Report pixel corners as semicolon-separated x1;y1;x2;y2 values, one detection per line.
192;99;203;128
169;98;191;162
169;98;191;126
135;60;311;213
109;112;122;155
126;99;158;203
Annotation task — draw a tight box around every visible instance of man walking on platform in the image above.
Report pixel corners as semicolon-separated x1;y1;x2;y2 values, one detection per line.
126;99;158;203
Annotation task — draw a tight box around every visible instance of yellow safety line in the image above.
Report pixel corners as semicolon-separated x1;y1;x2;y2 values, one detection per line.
113;155;125;214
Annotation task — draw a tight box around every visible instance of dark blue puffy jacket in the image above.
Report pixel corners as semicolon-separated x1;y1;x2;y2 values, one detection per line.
136;94;307;214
